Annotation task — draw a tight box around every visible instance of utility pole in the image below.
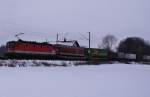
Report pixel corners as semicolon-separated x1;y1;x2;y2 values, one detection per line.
56;33;59;44
88;32;91;60
88;32;91;50
78;32;91;60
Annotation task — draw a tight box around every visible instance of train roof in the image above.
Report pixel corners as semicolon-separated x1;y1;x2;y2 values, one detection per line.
7;39;52;45
7;39;81;47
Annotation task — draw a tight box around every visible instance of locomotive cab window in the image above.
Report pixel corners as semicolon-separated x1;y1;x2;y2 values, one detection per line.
8;42;15;48
7;42;15;50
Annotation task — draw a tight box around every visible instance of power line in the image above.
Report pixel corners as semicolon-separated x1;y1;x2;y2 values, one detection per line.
79;32;89;40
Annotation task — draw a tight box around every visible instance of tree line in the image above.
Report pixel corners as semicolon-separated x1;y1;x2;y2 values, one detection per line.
100;34;150;56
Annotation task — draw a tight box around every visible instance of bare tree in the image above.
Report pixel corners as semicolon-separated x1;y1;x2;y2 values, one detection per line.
99;35;117;50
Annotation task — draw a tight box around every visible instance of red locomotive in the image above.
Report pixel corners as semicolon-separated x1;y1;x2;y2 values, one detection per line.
6;39;58;59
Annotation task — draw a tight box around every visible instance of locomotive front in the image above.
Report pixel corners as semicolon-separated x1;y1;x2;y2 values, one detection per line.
5;40;58;59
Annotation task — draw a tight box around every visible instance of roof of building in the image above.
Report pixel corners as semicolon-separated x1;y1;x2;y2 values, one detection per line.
51;39;80;47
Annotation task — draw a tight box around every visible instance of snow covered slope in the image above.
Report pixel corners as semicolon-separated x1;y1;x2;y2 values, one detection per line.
0;64;150;97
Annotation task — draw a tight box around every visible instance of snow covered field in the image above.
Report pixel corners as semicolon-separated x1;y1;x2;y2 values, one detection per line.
0;64;150;97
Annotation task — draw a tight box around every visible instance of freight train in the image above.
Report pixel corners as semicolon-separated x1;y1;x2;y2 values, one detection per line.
4;39;108;61
2;39;150;63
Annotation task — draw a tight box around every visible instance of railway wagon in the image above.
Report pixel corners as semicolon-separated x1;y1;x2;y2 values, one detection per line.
117;52;136;62
84;48;108;60
55;44;85;60
5;40;58;59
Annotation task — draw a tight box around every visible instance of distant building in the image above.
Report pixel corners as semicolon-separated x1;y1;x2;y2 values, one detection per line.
54;39;80;47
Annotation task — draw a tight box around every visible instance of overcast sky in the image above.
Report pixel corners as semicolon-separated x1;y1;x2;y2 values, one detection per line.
0;0;150;47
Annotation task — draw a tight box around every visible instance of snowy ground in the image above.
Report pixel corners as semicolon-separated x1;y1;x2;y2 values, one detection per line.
0;60;88;67
0;64;150;97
